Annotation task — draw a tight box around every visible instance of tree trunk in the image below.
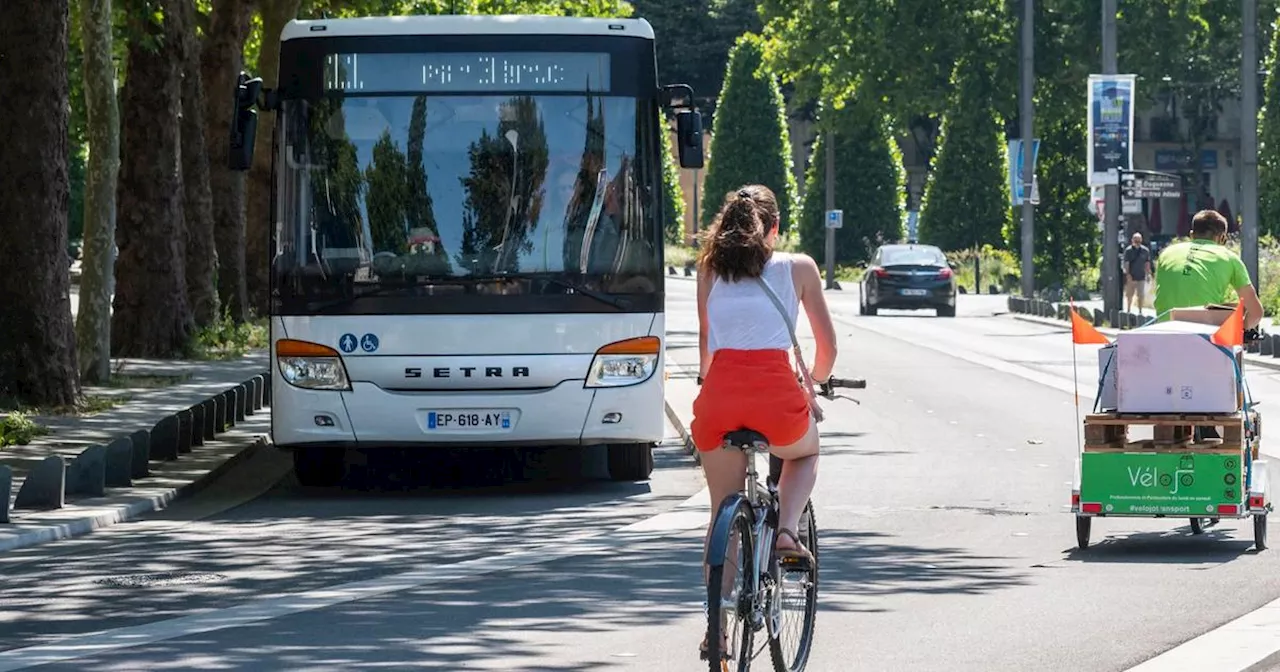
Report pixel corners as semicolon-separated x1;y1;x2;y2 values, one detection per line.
113;0;195;357
178;0;220;327
76;0;122;384
245;0;301;317
202;0;256;323
0;0;81;406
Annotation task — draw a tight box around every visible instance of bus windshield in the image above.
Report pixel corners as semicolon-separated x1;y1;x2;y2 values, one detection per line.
272;93;660;315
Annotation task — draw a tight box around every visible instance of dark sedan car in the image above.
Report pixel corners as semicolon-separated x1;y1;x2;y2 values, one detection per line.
859;244;958;317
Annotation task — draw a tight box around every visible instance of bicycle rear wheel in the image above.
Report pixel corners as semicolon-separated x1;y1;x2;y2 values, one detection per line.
768;501;818;671
706;500;757;671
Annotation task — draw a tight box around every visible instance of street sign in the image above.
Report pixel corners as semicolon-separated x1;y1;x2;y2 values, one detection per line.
1120;170;1183;199
1122;197;1142;214
826;209;843;229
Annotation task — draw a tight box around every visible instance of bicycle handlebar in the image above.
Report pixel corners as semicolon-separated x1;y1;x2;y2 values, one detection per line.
819;376;866;397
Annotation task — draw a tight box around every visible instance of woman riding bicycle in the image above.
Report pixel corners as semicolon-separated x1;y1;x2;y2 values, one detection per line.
692;185;837;623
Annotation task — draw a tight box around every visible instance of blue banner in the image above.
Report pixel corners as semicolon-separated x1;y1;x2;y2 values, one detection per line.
1008;139;1041;207
1087;74;1136;186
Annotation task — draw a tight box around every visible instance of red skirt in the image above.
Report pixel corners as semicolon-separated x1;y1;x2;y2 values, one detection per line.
690;348;811;452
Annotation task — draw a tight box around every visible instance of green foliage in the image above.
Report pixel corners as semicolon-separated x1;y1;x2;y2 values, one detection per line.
1262;4;1280;238
630;0;759;110
660;120;686;244
0;412;49;448
188;311;269;360
918;59;1011;253
700;33;798;232
796;95;904;265
945;245;1020;294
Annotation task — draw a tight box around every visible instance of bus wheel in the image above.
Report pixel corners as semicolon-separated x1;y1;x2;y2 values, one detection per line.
607;442;654;481
293;446;346;487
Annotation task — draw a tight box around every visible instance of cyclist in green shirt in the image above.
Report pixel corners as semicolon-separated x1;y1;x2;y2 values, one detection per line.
1153;209;1263;329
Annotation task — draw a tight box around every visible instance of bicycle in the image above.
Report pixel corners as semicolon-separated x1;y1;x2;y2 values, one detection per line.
701;376;865;672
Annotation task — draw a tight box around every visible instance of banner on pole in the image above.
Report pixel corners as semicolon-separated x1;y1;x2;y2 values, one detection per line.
1087;74;1136;186
1008;139;1040;207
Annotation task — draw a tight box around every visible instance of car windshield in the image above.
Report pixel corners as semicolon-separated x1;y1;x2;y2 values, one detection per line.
881;247;947;266
272;93;659;314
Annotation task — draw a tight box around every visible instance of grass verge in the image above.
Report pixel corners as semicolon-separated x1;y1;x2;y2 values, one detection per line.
0;412;50;447
189;314;269;361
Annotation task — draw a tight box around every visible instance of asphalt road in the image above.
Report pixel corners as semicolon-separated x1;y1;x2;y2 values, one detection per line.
2;278;1278;671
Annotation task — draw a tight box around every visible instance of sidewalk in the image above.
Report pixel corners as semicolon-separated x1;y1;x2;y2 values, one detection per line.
0;351;271;552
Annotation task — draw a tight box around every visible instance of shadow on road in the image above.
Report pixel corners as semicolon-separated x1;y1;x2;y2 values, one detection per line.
1060;523;1260;564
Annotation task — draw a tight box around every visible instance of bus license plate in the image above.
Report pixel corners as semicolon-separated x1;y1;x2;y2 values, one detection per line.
899;288;928;296
426;410;512;431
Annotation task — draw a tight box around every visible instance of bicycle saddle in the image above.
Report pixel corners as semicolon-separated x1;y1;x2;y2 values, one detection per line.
724;429;769;450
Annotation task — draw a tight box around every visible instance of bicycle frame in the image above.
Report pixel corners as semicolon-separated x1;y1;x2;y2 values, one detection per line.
706;448;782;627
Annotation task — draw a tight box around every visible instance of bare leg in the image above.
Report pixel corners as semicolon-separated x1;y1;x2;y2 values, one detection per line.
770;416;820;550
700;446;747;584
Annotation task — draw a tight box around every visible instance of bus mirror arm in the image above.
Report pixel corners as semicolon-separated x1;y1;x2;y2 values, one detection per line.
664;84;704;170
228;71;265;172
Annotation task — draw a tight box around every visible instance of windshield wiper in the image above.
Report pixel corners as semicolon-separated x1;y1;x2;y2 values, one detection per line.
464;273;631;310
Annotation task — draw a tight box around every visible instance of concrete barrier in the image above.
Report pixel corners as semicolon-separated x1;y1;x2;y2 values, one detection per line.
190;402;205;446
129;429;150;479
66;444;107;498
177;408;193;454
151;414;180;461
202;398;217;440
13;455;65;510
234;383;248;421
104;437;133;487
1262;336;1274;356
263;373;272;406
0;464;11;523
1092;309;1104;327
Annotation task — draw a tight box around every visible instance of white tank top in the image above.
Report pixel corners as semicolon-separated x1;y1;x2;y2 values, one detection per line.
706;253;800;355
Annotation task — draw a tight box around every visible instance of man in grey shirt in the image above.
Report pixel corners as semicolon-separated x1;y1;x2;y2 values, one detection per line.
1122;232;1152;316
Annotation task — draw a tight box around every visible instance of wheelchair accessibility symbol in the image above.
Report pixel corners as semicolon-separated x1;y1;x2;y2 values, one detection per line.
360;333;379;353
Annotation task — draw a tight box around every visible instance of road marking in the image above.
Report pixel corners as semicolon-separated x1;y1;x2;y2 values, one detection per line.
1123;595;1280;672
0;489;711;671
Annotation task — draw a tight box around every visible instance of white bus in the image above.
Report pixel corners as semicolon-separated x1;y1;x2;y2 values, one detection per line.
228;14;704;486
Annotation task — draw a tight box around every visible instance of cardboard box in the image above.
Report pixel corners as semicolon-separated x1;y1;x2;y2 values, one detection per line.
1097;344;1117;411
1169;305;1236;327
1116;321;1242;413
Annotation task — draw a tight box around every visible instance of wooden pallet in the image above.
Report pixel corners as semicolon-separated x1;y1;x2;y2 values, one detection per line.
1083;440;1244;454
1082;410;1261;457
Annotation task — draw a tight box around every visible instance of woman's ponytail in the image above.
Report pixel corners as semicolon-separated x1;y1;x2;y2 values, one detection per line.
696;184;780;282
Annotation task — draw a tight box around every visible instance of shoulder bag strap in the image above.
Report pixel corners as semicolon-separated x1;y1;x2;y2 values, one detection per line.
753;275;824;423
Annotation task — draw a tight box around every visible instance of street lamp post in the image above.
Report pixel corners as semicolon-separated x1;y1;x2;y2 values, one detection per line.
1019;0;1035;298
1242;0;1260;286
1101;0;1121;317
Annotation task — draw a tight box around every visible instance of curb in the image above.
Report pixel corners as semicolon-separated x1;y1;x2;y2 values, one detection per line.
2;370;272;545
0;436;267;555
1008;311;1280;374
664;399;699;465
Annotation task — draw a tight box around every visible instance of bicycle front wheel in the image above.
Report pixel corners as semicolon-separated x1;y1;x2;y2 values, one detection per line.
706;499;756;672
769;500;818;671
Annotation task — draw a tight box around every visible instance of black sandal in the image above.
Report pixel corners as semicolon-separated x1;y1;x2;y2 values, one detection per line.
776;527;815;565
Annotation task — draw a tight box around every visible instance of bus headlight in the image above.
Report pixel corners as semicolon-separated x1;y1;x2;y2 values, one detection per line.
585;336;660;388
276;339;351;391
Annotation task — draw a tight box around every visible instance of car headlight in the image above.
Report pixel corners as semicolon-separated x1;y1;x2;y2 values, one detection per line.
585;336;660;388
276;339;352;391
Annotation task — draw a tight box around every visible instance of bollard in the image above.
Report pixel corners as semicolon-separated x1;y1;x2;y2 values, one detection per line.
177;408;194;454
1272;335;1280;358
104;437;133;487
235;383;248;421
151;415;180;461
0;464;10;523
13;455;66;510
244;377;258;416
202;398;218;439
252;374;265;411
66;445;107;498
263;373;272;406
190;403;205;446
1092;308;1104;327
1248;339;1262;354
1262;336;1274;356
129;429;150;478
221;388;238;429
212;394;227;434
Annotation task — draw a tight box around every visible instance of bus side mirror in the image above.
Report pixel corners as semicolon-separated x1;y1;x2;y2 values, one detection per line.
229;72;263;171
675;110;704;169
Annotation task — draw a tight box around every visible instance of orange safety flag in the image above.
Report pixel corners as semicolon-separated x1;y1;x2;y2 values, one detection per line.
1069;302;1111;345
1211;301;1245;347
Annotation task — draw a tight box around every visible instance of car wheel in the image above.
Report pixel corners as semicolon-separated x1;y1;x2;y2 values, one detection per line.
858;289;868;315
865;301;878;316
936;305;956;318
